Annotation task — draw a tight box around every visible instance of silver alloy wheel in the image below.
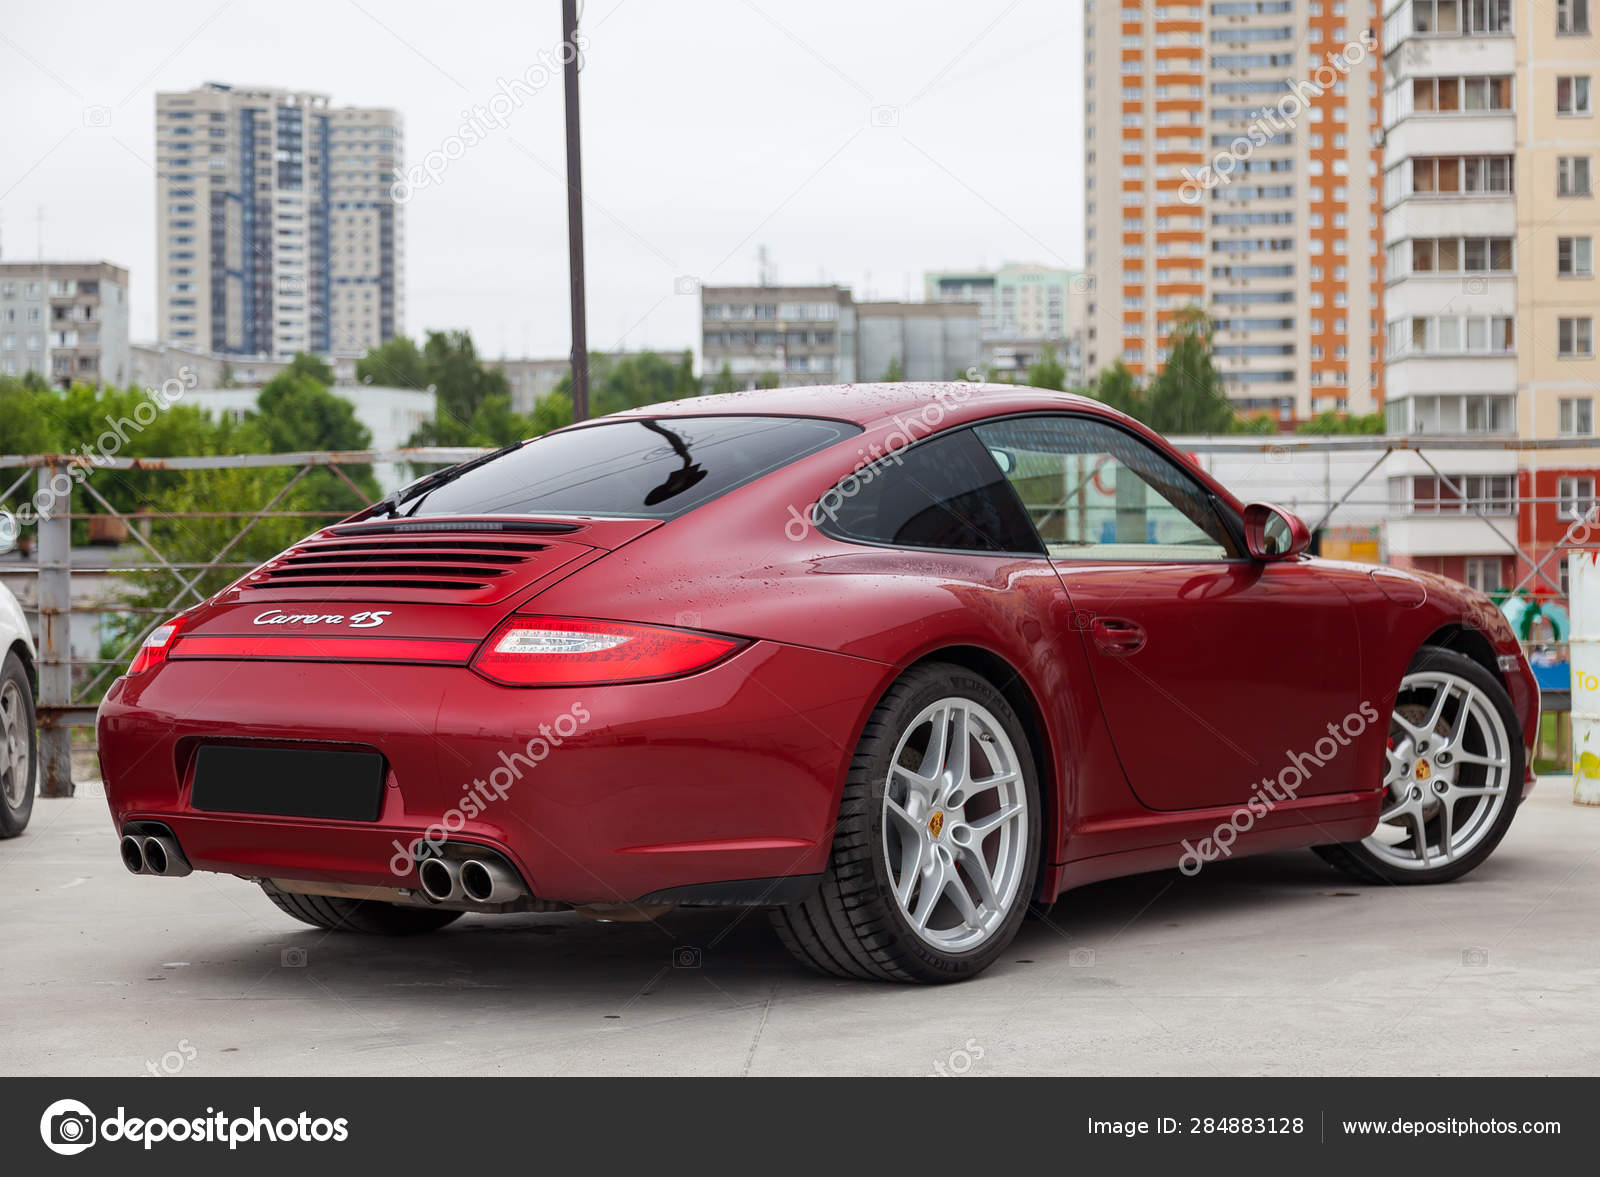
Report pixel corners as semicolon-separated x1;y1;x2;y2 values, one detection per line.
0;679;29;808
1364;669;1513;871
882;697;1029;952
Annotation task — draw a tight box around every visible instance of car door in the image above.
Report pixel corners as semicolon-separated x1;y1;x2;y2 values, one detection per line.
973;413;1365;812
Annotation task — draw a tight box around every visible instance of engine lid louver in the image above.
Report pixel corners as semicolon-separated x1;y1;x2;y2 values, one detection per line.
239;531;588;604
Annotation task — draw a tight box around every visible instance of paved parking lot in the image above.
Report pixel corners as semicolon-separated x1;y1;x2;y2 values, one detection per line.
4;780;1597;1076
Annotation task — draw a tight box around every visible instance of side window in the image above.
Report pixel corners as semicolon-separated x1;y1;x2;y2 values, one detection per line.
816;428;1043;554
973;415;1239;561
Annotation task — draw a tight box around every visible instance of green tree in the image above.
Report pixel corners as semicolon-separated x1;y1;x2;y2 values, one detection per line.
710;363;737;396
1025;347;1067;392
882;355;905;382
356;336;429;389
1090;361;1143;418
1297;410;1384;435
283;351;335;388
424;330;510;428
1144;310;1237;434
247;370;378;512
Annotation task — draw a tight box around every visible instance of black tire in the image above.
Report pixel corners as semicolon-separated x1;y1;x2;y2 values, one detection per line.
1314;645;1525;885
0;650;37;839
259;881;463;935
771;662;1042;983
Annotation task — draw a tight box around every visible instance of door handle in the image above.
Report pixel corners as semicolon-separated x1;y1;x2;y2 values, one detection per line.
1090;616;1146;657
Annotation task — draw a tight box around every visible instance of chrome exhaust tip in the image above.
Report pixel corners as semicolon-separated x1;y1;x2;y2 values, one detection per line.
120;835;146;875
140;834;192;878
460;858;523;904
417;857;461;902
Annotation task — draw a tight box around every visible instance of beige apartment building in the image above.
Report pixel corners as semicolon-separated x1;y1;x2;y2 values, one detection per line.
154;83;403;361
1085;0;1386;421
0;261;130;388
1381;0;1600;590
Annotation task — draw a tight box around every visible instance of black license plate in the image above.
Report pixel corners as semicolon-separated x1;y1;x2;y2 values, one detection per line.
190;746;386;821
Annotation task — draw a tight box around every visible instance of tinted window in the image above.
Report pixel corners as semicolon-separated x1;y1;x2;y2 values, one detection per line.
818;429;1043;554
409;416;856;520
975;415;1239;560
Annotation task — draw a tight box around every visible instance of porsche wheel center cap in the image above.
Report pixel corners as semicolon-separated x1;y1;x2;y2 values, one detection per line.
1415;760;1432;781
928;811;945;839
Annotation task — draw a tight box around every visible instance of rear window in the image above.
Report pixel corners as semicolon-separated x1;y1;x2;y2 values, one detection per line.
407;415;857;520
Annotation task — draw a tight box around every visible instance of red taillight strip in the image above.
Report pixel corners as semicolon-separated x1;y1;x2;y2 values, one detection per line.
169;634;477;664
471;616;748;687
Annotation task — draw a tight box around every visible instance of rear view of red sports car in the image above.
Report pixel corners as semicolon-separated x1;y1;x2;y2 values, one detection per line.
98;384;1539;982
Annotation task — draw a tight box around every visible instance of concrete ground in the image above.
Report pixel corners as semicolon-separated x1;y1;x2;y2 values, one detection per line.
3;780;1597;1077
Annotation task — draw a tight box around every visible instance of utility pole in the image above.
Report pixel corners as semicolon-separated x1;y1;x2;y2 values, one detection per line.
562;0;589;421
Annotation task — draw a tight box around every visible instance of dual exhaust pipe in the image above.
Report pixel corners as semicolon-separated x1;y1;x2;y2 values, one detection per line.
416;854;524;905
119;829;192;878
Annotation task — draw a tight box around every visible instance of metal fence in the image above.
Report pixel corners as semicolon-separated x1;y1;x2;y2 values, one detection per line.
2;435;1594;795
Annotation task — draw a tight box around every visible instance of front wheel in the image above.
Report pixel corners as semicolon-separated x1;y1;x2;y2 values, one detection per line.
1315;646;1524;885
771;663;1041;983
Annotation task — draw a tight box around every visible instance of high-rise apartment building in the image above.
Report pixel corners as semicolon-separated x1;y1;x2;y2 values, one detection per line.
1084;0;1385;421
0;261;130;388
155;83;403;360
1380;0;1600;588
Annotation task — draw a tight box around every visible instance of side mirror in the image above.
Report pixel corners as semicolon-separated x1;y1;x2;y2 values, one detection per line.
1243;502;1311;561
0;510;16;557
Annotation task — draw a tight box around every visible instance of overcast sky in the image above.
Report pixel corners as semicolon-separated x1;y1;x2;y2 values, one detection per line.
0;0;1082;365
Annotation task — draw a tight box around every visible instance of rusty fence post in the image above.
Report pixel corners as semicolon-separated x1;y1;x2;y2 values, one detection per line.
36;461;73;797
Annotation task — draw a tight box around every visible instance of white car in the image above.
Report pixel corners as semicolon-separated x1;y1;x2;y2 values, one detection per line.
0;511;37;836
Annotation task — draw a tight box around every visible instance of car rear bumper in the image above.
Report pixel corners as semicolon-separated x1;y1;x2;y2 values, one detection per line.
96;641;888;904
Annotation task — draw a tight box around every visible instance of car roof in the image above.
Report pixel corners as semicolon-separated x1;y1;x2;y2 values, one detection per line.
604;382;1115;430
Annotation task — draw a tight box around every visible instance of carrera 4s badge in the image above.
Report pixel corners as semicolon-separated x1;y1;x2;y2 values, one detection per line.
252;609;392;629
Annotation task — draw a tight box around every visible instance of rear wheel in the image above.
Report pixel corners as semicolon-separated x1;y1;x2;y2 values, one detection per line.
1315;646;1523;885
0;652;37;838
260;882;463;935
771;663;1041;983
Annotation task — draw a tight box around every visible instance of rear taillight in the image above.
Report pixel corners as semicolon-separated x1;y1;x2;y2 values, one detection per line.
127;618;184;675
471;616;745;687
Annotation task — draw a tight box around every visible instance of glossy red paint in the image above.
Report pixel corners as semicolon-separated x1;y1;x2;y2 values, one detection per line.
97;383;1540;911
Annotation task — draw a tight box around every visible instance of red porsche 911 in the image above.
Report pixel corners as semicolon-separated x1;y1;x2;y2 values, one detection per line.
97;384;1539;982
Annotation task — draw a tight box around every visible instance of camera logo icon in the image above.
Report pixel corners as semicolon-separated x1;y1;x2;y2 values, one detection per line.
674;275;701;296
82;106;112;128
40;1098;97;1156
1462;947;1489;967
282;947;308;967
673;946;702;968
869;105;901;128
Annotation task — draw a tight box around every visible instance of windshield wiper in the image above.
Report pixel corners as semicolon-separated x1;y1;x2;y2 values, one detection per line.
365;440;527;520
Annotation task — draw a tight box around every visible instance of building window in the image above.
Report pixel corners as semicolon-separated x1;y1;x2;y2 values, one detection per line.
1465;558;1503;593
1409;155;1514;195
1558;236;1594;276
1558;76;1593;114
1560;397;1594;435
1412;75;1513;112
1559;316;1595;356
1402;474;1516;514
1558;0;1590;34
1558;155;1593;196
1560;476;1597;520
